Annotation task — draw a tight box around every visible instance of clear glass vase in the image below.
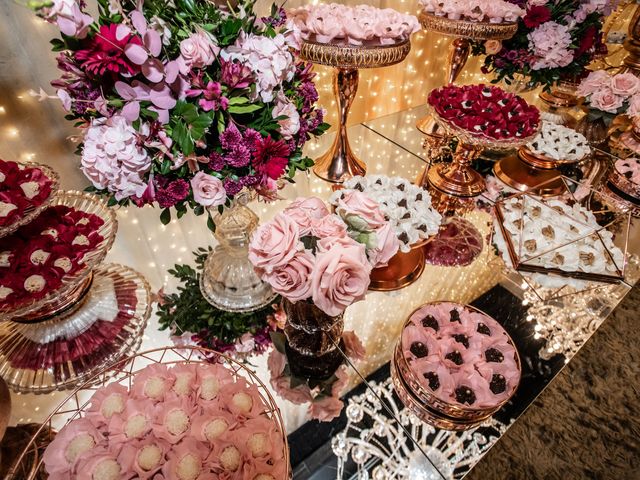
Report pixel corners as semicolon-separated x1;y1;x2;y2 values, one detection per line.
282;299;345;381
199;192;277;312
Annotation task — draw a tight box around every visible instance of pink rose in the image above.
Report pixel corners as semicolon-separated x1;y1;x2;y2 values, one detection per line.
308;396;344;421
249;213;301;274
272;97;301;139
335;190;386;229
484;40;502;55
331;367;349;397
590;87;625;113
577;70;612;98
178;31;219;72
610;73;640;97
628;95;640;118
342;331;366;361
190;172;226;207
367;223;400;268
310;215;348;239
283;196;329;234
311;244;371;316
263;250;314;302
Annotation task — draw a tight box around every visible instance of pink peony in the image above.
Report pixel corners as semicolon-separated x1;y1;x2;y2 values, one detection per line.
178;31;219;73
190;172;226;207
311;243;371;316
610;72;640;97
334;190;386;229
308;396;344;421
262;250;314;302
590;87;625;113
249;213;301;274
368;223;400;268
81;116;151;201
527;22;574;70
272;97;301;139
577;70;612;98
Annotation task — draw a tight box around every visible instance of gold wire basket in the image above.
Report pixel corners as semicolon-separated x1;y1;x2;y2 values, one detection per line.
0;161;60;239
6;346;290;479
0;191;118;321
418;11;518;40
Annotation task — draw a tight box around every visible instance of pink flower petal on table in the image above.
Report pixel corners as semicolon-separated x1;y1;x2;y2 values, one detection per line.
122;101;140;122
115;24;132;41
130;10;147;34
144;30;162;57
142;58;164;83
115;81;138;100
124;43;148;65
164;61;179;84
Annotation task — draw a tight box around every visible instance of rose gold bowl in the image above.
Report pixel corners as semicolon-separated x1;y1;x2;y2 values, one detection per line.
391;301;522;430
368;240;429;291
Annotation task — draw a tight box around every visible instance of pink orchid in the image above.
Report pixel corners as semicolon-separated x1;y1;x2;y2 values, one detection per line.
186;81;228;112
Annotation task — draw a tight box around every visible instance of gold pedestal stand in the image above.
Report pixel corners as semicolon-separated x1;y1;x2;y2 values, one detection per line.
623;6;640;75
300;39;411;183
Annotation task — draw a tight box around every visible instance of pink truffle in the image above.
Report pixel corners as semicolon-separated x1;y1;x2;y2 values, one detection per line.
42;418;104;476
131;363;175;402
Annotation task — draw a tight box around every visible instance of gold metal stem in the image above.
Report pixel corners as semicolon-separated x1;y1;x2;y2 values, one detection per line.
427;142;485;197
313;68;366;183
623;6;640;74
448;37;471;84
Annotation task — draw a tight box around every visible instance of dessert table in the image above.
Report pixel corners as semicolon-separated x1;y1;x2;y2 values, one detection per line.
4;104;639;479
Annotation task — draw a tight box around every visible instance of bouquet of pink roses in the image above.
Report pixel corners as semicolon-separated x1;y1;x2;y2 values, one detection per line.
30;0;328;225
578;70;640;123
248;196;398;316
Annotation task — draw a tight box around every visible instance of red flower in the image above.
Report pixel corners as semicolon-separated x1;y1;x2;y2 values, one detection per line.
523;6;551;29
75;24;142;77
576;25;597;56
252;136;291;180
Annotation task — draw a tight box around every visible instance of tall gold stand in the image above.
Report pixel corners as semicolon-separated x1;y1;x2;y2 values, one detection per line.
300;39;411;183
623;6;640;75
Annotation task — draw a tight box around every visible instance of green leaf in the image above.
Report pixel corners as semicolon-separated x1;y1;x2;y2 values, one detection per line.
228;104;263;114
160;208;171;225
227;96;250;105
107;196;118;207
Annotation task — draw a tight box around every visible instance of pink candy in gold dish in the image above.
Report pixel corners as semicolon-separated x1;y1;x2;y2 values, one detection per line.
400;302;520;409
289;3;419;46
419;0;524;24
42;362;286;479
614;158;640;188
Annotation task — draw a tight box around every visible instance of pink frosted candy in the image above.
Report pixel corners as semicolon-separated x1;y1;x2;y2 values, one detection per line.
438;337;476;370
478;335;518;371
411;356;456;399
220;381;265;419
152;395;199;444
241;416;286;461
170;363;198;397
191;409;237;444
162;437;213;480
196;363;234;403
74;447;124;480
42;418;104;476
449;366;495;408
108;399;153;445
401;325;440;361
118;437;171;479
131;363;175;402
408;306;448;334
437;321;483;354
477;361;521;404
85;383;128;427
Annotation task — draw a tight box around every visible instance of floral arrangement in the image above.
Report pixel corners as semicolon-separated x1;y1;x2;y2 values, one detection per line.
157;247;281;360
402;302;520;408
0;205;104;308
330;175;442;252
268;330;365;421
418;0;524;24
0;159;55;228
473;0;615;90
30;0;328;225
526;120;590;161
289;3;419;46
428;84;540;140
42;362;286;479
577;70;640;125
249;196;398;316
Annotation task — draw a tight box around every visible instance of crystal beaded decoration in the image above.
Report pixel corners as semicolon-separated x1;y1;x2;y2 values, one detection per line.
200;191;276;312
334;378;510;479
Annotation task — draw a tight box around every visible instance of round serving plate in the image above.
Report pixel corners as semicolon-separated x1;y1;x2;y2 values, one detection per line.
391;301;521;430
0;191;118;322
0;161;59;239
6;346;290;480
418;11;518;40
299;38;411;69
0;263;150;394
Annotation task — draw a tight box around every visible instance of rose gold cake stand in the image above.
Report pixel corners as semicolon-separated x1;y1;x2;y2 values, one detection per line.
493;145;589;196
300;39;411;183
